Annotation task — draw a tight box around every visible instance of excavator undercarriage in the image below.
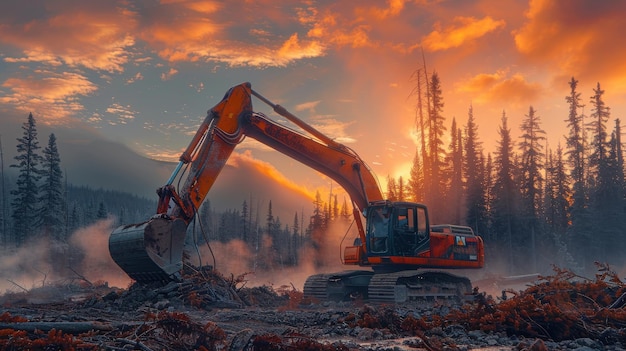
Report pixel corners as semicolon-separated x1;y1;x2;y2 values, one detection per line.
303;270;472;303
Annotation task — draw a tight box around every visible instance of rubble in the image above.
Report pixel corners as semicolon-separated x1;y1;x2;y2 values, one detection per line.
0;264;624;350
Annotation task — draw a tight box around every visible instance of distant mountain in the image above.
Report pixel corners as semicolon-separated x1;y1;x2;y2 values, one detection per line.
2;126;314;221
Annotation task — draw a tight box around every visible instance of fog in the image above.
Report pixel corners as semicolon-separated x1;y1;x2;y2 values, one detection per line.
0;215;362;295
186;219;360;290
0;219;131;294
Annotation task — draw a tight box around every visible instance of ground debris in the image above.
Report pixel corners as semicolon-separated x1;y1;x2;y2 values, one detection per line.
1;264;626;350
434;262;626;343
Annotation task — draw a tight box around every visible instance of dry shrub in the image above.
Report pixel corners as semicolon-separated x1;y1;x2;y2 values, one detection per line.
152;310;227;350
276;284;304;311
252;332;349;351
0;328;97;350
407;263;626;343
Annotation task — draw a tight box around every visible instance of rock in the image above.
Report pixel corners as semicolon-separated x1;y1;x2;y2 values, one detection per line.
357;327;375;340
517;338;547;351
229;328;254;351
575;337;603;349
153;299;170;310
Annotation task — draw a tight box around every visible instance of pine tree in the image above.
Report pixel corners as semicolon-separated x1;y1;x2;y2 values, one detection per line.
563;77;590;272
339;196;350;221
69;204;80;233
425;72;447;221
544;145;570;236
291;212;300;264
241;200;249;243
490;113;519;273
564;77;586;192
11;113;43;245
463;105;487;235
587;82;610;178
397;177;405;201
586;84;620;266
96;201;108;219
407;149;424;202
605;120;626;264
386;176;397;201
518;106;546;272
38;133;66;241
445;118;464;224
484;153;493;238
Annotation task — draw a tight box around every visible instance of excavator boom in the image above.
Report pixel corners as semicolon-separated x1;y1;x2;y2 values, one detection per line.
109;82;484;303
109;82;380;282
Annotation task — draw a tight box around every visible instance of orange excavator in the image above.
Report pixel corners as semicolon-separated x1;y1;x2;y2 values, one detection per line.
109;82;484;302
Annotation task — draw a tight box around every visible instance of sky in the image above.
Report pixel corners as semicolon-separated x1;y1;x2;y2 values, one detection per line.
2;0;626;200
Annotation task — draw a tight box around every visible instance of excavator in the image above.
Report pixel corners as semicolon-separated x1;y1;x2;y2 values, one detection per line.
109;82;484;303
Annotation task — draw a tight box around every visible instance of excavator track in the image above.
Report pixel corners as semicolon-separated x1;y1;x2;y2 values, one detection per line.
303;270;374;301
368;271;472;303
304;270;472;303
303;274;333;301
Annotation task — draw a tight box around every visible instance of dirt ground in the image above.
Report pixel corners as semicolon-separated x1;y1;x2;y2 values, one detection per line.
1;267;625;350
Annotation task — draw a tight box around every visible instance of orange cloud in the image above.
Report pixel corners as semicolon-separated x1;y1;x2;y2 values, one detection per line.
295;100;321;112
227;150;316;201
0;3;136;72
309;115;357;144
366;0;406;19
514;0;626;92
0;71;97;123
106;102;138;125
306;8;375;49
422;16;506;52
456;71;542;107
137;1;324;67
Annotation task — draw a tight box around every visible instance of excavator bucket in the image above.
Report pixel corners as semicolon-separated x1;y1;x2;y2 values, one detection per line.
108;217;187;283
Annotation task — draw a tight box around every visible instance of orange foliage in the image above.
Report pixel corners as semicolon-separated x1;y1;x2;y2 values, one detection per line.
0;312;27;323
408;263;626;342
152;310;227;349
0;328;97;350
276;284;304;311
252;332;350;351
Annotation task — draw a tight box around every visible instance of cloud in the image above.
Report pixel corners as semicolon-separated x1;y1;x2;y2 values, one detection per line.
161;68;179;81
227;150;316;202
456;70;542;107
309;115;357;144
136;0;325;67
295;100;321;112
126;72;144;85
513;0;626;92
0;2;136;72
0;70;98;123
105;102;138;125
422;16;506;52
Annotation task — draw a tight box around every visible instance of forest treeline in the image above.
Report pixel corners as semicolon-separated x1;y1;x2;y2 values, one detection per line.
0;114;155;249
0;70;623;278
391;70;625;276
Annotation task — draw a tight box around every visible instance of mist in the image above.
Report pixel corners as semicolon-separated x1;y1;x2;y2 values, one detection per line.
0;219;131;295
187;219;361;290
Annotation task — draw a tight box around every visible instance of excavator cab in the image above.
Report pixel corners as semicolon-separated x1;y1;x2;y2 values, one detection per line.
364;202;430;257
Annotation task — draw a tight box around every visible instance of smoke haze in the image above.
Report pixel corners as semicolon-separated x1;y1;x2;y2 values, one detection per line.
188;219;361;290
0;219;132;295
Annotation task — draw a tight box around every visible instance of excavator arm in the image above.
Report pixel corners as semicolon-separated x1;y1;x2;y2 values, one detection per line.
109;82;383;282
